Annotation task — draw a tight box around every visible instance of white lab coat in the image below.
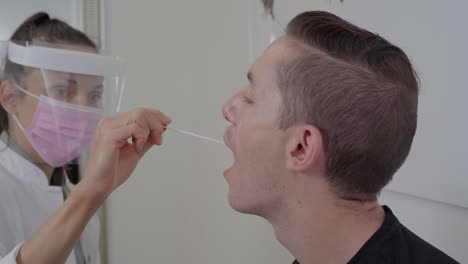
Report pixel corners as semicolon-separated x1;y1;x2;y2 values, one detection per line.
0;141;101;264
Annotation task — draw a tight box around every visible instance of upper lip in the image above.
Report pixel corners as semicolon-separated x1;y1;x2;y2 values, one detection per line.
223;127;232;150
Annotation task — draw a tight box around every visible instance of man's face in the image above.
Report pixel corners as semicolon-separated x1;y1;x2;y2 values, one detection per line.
222;37;293;217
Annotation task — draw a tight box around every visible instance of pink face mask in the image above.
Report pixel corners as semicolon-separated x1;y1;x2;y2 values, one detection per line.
13;86;103;167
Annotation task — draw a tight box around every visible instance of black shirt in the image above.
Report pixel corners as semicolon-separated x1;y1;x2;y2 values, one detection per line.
293;206;459;264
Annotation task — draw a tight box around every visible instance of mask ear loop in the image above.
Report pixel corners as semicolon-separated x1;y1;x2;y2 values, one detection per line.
1;42;42;134
11;113;26;131
39;68;52;95
14;83;40;100
10;83;40;132
9;69;51;101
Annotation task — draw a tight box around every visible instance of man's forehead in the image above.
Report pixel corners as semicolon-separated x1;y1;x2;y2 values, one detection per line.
254;37;301;72
250;37;299;78
263;37;294;61
245;39;292;95
266;36;322;62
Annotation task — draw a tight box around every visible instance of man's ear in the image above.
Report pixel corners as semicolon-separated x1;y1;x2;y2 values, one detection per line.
0;80;19;114
285;125;324;172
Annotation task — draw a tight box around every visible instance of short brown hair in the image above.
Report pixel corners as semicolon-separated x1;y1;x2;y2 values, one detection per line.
278;11;419;198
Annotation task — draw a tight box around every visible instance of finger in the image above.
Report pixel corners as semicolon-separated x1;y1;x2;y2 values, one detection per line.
100;108;171;131
129;108;166;131
97;114;131;130
133;133;148;154
148;109;172;126
114;109;158;151
98;108;151;130
128;122;150;154
139;132;163;157
139;111;167;144
139;140;155;156
97;108;169;151
114;109;165;148
106;122;149;150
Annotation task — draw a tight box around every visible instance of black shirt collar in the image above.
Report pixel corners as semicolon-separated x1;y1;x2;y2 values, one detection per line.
291;206;396;264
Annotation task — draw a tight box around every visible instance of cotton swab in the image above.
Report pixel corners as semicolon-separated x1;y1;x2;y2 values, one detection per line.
165;125;224;145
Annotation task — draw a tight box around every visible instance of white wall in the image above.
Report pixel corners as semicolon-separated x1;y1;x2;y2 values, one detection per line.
104;1;468;263
105;1;291;263
0;0;80;39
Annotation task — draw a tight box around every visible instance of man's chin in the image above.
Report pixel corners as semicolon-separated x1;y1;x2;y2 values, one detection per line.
227;193;264;217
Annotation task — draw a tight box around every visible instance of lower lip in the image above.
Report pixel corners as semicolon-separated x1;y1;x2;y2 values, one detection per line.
223;165;233;178
223;132;229;147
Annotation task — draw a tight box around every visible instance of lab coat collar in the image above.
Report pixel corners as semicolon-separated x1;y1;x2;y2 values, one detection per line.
0;133;52;188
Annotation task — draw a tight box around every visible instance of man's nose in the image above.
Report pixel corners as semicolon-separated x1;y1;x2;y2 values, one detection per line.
222;93;239;125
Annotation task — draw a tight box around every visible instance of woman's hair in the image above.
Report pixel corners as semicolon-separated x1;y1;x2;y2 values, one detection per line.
0;12;97;135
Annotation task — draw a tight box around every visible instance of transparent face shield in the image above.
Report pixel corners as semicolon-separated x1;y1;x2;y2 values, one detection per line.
0;41;126;167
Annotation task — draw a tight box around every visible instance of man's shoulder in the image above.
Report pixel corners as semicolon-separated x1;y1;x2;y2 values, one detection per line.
385;222;459;264
291;206;460;264
364;206;460;264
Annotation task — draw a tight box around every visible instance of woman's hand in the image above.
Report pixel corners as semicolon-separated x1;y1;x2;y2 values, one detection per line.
81;108;171;196
16;108;171;264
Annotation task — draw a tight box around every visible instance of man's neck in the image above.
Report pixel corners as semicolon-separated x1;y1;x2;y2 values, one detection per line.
268;183;385;264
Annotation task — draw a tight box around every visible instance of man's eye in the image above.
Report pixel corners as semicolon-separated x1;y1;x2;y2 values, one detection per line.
242;96;254;104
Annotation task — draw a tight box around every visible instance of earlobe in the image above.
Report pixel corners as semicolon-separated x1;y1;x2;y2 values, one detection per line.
286;125;323;172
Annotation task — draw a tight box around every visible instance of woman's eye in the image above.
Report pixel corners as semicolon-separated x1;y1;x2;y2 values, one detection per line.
51;86;68;98
88;92;103;106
